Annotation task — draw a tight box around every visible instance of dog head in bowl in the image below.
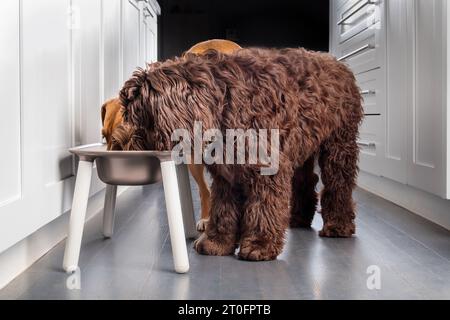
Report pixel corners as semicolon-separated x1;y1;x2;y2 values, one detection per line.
101;97;154;151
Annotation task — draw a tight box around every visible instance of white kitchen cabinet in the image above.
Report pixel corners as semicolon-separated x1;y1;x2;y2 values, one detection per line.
330;0;450;198
0;0;160;254
0;0;74;254
331;0;386;179
385;0;449;197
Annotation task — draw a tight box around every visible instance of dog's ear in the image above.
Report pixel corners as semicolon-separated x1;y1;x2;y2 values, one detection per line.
119;68;147;107
119;68;155;129
101;101;107;126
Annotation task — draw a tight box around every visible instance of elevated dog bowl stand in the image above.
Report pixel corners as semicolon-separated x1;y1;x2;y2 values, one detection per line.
62;144;197;274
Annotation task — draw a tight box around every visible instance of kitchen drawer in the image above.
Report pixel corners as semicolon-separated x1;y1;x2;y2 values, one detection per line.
337;0;382;44
358;115;382;176
336;0;350;11
355;69;382;115
337;24;382;75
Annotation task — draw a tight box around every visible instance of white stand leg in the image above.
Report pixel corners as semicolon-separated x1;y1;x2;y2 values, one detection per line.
103;184;117;238
176;163;197;239
161;160;189;273
63;160;93;273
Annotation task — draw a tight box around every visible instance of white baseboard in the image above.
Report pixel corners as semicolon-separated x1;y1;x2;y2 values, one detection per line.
358;171;450;231
0;186;129;290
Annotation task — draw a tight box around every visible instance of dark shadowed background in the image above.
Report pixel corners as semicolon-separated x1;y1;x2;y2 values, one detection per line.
158;0;330;59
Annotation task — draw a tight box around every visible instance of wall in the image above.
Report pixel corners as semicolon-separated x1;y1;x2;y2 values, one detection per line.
158;0;329;59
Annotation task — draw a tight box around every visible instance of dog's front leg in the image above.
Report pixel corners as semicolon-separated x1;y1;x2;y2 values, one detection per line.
238;166;292;261
194;175;240;256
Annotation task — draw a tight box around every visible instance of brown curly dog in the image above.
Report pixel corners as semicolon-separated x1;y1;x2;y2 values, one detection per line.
114;47;363;261
101;39;242;232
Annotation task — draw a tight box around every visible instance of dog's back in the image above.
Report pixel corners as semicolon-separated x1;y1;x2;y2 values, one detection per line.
193;47;363;163
186;39;241;55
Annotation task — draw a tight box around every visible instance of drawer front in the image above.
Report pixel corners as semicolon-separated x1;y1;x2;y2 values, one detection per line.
358;115;382;175
337;25;381;75
355;69;382;115
336;0;350;11
337;0;381;43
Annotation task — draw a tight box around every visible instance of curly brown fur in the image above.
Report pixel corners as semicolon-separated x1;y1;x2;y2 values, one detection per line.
117;48;363;260
290;155;319;228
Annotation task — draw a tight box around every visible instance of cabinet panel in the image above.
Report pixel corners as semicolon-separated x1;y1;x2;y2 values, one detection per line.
383;0;407;183
413;0;443;168
143;6;157;63
21;0;72;185
73;0;102;146
407;0;446;196
123;0;141;81
0;0;21;206
103;0;122;100
0;0;75;254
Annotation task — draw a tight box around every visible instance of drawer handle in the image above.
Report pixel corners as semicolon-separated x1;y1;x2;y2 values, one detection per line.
338;44;374;61
357;140;376;147
360;89;376;95
144;7;153;18
337;0;376;26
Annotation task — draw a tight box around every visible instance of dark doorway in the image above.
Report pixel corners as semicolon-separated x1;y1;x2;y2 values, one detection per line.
158;0;330;60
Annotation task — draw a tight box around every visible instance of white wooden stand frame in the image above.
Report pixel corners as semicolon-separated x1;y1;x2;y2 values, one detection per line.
63;154;196;274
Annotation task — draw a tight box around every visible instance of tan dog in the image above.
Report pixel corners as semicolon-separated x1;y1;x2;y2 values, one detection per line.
101;39;242;231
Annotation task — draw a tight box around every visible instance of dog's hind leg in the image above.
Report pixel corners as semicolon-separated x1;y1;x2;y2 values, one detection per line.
290;155;319;228
188;163;211;232
238;166;292;261
194;175;240;256
318;127;359;237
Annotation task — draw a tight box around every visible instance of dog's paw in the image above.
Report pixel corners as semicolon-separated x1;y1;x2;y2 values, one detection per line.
319;222;355;238
196;218;209;232
238;239;280;261
194;233;236;256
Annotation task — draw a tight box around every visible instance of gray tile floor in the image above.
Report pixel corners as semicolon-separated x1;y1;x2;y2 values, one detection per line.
1;178;450;300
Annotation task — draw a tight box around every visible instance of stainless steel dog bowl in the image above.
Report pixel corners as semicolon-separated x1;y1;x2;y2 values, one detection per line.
69;144;172;186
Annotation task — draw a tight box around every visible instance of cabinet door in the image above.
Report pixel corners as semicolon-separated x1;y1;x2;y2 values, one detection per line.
123;0;141;81
0;0;74;253
406;0;446;197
